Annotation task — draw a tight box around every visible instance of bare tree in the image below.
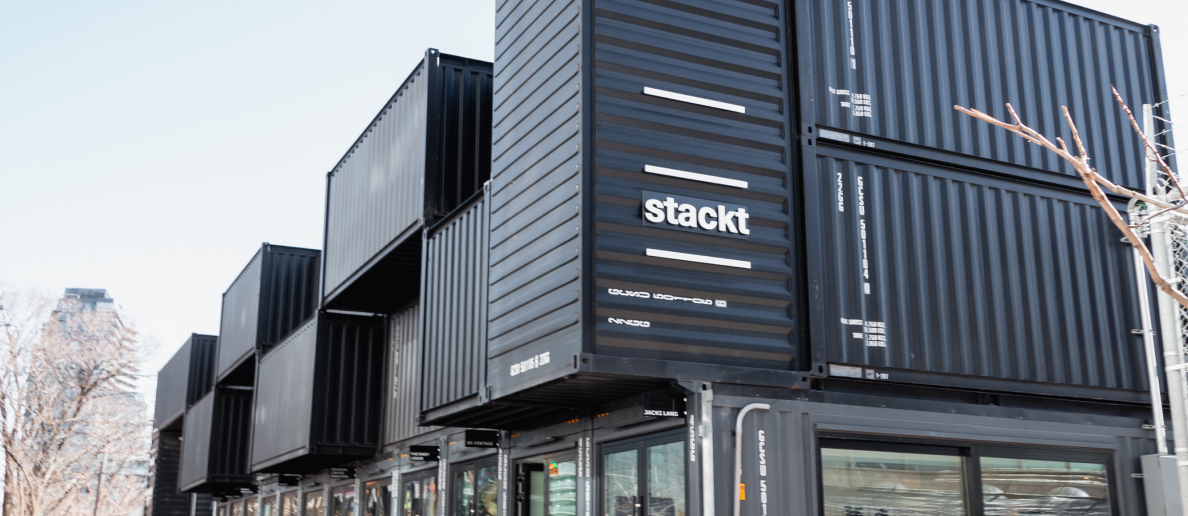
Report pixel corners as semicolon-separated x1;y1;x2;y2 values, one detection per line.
954;89;1185;307
1;285;152;516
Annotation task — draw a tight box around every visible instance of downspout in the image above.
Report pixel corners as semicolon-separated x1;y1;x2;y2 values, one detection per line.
733;404;770;516
1131;198;1169;455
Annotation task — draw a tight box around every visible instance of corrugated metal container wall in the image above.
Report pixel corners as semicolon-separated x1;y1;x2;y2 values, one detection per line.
155;341;193;429
809;147;1149;394
178;394;213;490
385;302;437;444
216;250;263;377
148;430;188;516
216;245;320;380
317;314;386;448
178;388;253;492
487;0;584;389
421;196;488;411
251;319;317;469
591;0;797;369
323;61;428;300
426;60;495;221
803;0;1165;189
186;335;218;406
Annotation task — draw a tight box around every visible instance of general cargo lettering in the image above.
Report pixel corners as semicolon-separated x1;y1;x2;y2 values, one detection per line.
641;191;749;239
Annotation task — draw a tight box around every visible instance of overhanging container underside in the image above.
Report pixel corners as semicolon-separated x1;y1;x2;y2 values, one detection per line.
323;60;428;304
814;147;1150;394
179;388;252;492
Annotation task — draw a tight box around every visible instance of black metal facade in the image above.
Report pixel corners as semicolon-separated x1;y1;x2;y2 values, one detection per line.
322;50;493;314
179;387;254;493
155;334;218;430
251;312;386;472
215;244;320;382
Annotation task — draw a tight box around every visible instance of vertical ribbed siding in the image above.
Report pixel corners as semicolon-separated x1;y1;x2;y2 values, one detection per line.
187;335;218;407
155;339;193;429
427;60;495;221
591;0;797;369
251;319;317;469
324;62;429;299
259;248;320;350
318;315;386;447
149;430;189;516
422;197;488;409
211;389;253;478
216;250;263;377
385;303;436;444
488;0;583;365
179;393;214;490
815;148;1147;391
808;0;1159;188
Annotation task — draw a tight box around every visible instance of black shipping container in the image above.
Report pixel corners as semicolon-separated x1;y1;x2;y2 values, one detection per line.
384;302;439;445
420;192;490;424
215;244;320;383
250;312;386;472
806;145;1154;400
149;430;194;516
179;387;254;493
798;0;1171;190
155;334;217;430
416;0;1172;428
322;49;493;314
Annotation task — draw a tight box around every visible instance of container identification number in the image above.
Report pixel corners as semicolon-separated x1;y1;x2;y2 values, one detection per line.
509;351;551;376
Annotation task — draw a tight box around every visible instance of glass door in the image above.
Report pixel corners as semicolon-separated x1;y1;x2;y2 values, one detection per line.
515;453;577;516
364;479;393;516
304;491;324;516
600;430;687;516
281;492;299;516
403;469;439;516
452;458;499;516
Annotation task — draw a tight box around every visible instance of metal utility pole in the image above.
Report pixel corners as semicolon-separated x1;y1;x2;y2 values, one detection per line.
1145;102;1188;510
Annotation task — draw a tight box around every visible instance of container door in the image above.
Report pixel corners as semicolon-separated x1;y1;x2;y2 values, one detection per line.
514;453;578;516
600;430;686;516
452;459;499;516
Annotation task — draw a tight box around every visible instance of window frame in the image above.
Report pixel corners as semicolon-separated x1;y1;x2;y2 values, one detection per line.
816;435;1118;516
597;428;688;516
450;457;500;516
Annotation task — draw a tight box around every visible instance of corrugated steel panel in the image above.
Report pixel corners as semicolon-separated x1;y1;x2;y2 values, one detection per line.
252;319;317;469
216;249;263;378
318;314;386;446
251;313;386;472
590;0;797;369
487;0;584;398
216;244;319;381
801;0;1165;189
179;388;253;492
156;334;218;430
426;58;495;223
809;147;1149;391
149;430;189;516
421;195;489;411
323;59;429;302
385;302;437;444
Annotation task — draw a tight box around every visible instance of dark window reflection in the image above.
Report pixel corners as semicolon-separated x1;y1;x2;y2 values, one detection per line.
821;448;966;515
980;457;1110;515
332;487;356;516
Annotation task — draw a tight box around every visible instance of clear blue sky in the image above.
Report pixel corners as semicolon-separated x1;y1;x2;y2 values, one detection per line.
0;0;1183;405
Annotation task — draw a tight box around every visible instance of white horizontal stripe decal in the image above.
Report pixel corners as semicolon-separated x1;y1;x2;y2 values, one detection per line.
644;165;748;189
645;248;752;269
643;87;746;113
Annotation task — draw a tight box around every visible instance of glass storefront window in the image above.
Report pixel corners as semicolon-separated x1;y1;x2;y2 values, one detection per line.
263;496;278;516
217;504;228;516
646;443;684;516
332;487;356;516
282;492;299;516
605;450;638;516
232;501;245;516
478;466;499;516
424;475;439;516
455;470;475;516
246;498;258;516
980;457;1110;515
305;492;324;516
364;480;391;516
820;447;966;516
549;461;577;516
